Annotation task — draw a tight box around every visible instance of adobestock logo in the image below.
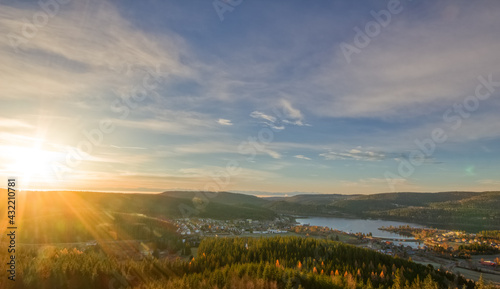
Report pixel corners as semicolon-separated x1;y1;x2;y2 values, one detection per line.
340;0;407;64
385;74;500;191
213;0;243;22
7;0;73;53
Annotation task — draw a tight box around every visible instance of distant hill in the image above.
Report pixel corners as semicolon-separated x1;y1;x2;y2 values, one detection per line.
265;193;353;205
267;191;478;207
322;191;480;214
3;189;498;234
5;190;276;220
162;190;268;206
368;191;500;231
264;191;500;231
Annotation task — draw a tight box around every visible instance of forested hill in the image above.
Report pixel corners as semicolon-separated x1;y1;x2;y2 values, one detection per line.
0;190;276;220
265;191;480;210
2;190;499;233
0;190;276;243
265;191;500;232
1;236;481;289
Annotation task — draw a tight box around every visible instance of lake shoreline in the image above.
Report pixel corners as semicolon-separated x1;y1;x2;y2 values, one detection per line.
295;216;425;240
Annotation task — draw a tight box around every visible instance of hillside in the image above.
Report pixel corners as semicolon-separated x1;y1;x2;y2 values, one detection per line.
0;190;275;220
0;190;276;244
267;191;479;209
0;236;475;289
2;190;499;237
266;191;500;231
370;191;500;231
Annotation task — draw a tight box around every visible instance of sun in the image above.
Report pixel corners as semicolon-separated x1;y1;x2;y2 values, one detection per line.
10;145;61;188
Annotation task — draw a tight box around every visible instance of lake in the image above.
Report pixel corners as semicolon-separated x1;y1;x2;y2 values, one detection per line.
296;217;425;247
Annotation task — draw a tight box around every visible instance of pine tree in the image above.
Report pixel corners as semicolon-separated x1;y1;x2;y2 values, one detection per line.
392;268;403;289
423;274;438;289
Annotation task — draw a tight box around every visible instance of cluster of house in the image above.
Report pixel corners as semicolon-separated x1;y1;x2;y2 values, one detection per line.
364;239;423;257
424;231;499;249
173;217;293;236
250;229;287;234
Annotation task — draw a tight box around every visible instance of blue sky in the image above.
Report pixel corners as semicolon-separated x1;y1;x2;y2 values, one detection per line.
1;0;499;195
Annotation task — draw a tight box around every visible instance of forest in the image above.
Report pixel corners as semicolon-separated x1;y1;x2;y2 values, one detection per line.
1;236;496;289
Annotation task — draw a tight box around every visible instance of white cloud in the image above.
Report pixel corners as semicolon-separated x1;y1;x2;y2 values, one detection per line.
265;149;282;159
250;103;309;129
280;99;303;121
112;109;224;136
274;99;310;127
166;142;237;155
179;166;280;182
320;149;386;161
249;111;285;130
294;155;311;160
109;145;147;150
250;111;277;123
0;118;34;129
217;118;233;126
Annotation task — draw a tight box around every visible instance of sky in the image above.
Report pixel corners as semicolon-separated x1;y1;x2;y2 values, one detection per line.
0;0;499;195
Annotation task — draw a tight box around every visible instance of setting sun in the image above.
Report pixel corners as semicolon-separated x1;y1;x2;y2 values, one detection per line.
8;145;61;187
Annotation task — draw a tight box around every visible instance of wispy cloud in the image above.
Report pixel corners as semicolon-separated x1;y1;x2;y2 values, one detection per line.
249;100;309;130
112;109;224;136
278;99;309;126
0;118;34;129
250;111;277;123
1;1;499;194
109;145;147;150
320;149;386;161
217;118;233;126
0;1;193;101
294;155;311;161
265;149;282;159
179;166;280;183
250;111;284;131
306;3;500;119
